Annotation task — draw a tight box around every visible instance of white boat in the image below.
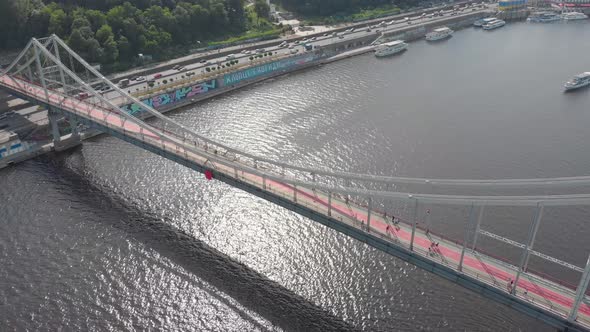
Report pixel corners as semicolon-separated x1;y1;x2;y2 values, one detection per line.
425;27;454;41
474;17;498;27
564;72;590;91
0;131;29;160
374;40;408;57
483;19;506;30
527;12;561;23
562;12;588;20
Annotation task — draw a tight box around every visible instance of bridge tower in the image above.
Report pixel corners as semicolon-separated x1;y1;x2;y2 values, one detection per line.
3;36;82;151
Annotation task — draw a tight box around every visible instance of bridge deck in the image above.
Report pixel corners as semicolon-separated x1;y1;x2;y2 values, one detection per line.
2;74;589;330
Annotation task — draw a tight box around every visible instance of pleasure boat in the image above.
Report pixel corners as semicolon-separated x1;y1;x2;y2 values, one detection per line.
564;72;590;91
527;12;561;22
374;40;408;57
482;19;506;30
474;17;498;27
562;12;588;20
425;27;454;41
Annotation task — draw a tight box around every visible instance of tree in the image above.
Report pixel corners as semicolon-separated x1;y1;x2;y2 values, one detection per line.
96;24;114;44
254;0;270;23
85;10;107;31
68;29;86;51
48;8;68;36
86;38;102;62
225;0;245;30
71;16;92;31
117;35;132;60
101;35;119;64
0;0;262;68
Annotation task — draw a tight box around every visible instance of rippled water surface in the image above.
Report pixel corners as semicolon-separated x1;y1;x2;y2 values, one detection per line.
4;22;590;331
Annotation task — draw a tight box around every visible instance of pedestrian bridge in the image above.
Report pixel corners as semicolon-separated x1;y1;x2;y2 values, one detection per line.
3;35;590;331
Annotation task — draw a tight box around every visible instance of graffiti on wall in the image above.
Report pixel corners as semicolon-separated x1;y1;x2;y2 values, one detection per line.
223;54;318;86
122;80;217;115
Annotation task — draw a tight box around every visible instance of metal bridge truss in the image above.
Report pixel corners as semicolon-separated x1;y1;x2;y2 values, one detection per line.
4;34;590;329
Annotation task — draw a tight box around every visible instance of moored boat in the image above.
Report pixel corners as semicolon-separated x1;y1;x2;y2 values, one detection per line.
527;12;561;22
425;27;454;41
474;17;498;27
562;12;588;20
374;40;408;57
483;19;506;30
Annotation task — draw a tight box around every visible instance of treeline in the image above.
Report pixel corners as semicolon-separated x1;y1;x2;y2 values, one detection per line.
277;0;410;16
0;0;249;66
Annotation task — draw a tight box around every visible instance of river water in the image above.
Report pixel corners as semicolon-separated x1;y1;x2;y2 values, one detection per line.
3;21;590;331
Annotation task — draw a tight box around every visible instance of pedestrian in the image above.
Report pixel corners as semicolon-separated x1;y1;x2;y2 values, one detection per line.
426;228;430;235
386;225;390;232
436;242;439;247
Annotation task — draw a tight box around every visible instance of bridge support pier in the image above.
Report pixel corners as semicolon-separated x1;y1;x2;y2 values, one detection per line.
48;108;62;144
